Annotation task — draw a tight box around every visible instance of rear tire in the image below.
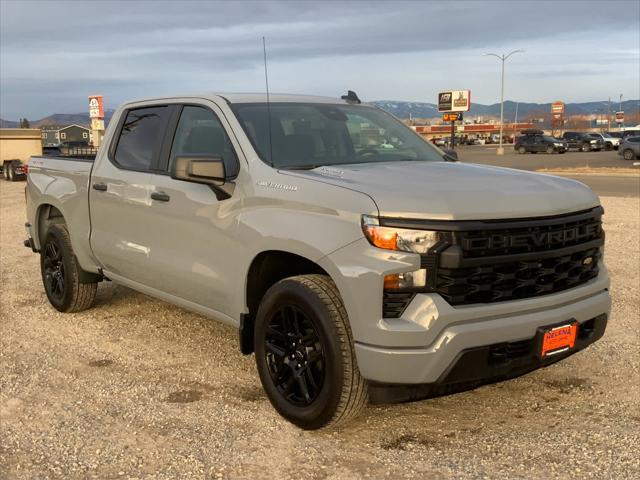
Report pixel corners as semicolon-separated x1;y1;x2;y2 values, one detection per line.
254;274;367;429
623;149;635;161
518;146;526;154
40;224;97;312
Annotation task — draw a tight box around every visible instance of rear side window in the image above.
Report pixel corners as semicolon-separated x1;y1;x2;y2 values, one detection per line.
628;137;640;143
114;106;171;171
169;106;239;178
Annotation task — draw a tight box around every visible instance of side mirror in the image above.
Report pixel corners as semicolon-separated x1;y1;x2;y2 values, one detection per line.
171;155;226;186
442;148;458;162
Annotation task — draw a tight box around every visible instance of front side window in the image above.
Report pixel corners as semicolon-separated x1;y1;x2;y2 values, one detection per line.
231;103;444;169
169;106;239;178
114;106;170;171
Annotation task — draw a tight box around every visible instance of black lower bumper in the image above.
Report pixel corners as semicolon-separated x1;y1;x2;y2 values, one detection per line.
368;313;607;404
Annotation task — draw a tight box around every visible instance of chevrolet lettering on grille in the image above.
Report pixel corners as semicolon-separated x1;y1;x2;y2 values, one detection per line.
463;222;601;251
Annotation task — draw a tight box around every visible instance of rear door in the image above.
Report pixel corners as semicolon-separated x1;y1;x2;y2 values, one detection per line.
89;104;177;286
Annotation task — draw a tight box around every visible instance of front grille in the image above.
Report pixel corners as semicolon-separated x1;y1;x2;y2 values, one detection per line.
436;247;600;305
457;213;602;258
381;207;604;315
383;292;414;318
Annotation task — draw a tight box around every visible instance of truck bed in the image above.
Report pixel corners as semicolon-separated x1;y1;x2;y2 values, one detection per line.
26;155;97;273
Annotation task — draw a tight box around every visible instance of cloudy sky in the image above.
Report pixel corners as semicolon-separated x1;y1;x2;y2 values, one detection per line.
1;0;638;120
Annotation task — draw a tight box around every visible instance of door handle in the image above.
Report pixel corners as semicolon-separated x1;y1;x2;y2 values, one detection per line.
92;182;107;191
151;191;170;202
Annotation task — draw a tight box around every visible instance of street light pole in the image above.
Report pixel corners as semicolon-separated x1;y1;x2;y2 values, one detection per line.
484;50;523;155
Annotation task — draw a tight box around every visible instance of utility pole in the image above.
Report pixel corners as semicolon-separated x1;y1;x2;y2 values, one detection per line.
514;102;519;126
608;98;611;131
484;50;523;155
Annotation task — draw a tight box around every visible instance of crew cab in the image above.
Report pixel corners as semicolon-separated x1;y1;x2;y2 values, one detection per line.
561;131;604;152
25;92;610;429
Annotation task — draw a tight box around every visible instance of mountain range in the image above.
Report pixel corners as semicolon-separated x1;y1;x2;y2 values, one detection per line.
372;99;639;121
1;100;638;128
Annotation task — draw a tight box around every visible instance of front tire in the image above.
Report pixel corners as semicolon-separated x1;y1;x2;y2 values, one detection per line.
518;146;526;154
254;274;367;429
40;224;97;312
546;146;554;154
622;149;635;161
581;143;590;152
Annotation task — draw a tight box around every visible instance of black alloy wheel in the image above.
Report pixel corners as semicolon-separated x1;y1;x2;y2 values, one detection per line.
264;304;325;406
40;224;98;312
43;240;65;303
254;275;368;429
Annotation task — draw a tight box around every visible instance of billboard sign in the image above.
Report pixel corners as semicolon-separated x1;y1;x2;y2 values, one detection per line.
88;95;104;119
551;101;565;114
438;90;471;112
615;111;624;123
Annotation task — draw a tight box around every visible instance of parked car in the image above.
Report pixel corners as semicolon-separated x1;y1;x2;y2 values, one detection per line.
605;131;624;139
25;92;610;429
588;133;620;150
618;136;640;160
515;133;567;154
561;132;604;152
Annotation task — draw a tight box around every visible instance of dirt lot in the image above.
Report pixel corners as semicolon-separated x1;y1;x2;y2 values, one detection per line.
1;180;639;479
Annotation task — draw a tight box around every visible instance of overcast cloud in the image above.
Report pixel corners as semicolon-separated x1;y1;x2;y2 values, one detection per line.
1;0;638;119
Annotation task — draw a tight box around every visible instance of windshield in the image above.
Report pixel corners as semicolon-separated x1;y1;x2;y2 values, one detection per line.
230;103;444;169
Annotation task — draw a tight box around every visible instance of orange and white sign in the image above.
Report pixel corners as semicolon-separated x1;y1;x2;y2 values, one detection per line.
88;95;104;119
551;101;565;114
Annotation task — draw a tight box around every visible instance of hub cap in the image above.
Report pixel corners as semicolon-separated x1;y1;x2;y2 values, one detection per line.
43;241;65;301
264;304;325;406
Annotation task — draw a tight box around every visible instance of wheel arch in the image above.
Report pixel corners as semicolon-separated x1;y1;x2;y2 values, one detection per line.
240;250;330;354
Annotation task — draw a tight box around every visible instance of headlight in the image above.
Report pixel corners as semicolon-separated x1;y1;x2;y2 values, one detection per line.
362;215;440;291
554;143;563;147
361;215;439;253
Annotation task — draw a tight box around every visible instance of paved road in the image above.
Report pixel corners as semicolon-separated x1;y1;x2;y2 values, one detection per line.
456;146;639;197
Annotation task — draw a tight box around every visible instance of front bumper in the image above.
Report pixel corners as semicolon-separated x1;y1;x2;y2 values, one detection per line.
355;286;610;385
368;313;607;403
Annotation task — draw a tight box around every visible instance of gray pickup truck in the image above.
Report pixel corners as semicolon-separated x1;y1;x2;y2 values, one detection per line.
25;92;610;429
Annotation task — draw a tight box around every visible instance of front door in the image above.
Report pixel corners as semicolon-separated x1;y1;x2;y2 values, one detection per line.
136;103;244;316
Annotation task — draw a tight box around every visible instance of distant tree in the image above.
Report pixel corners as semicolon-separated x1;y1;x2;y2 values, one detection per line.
19;118;30;128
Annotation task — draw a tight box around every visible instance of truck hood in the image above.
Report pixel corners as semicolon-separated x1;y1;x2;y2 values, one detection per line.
285;161;600;220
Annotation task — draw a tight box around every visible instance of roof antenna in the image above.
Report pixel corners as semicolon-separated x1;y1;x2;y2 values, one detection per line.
262;36;274;166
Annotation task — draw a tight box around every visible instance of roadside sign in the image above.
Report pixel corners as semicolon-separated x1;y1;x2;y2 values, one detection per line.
443;112;462;122
88;95;104;119
615;111;624;123
551;101;565;114
438;90;471;112
91;118;105;130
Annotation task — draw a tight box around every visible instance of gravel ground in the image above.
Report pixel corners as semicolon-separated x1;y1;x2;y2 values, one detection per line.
1;180;638;479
